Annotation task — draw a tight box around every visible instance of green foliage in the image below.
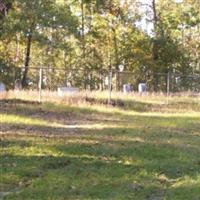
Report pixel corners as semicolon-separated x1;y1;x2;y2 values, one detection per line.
0;58;21;89
0;0;199;90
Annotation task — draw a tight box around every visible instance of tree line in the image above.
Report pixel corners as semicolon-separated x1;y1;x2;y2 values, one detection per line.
0;0;200;91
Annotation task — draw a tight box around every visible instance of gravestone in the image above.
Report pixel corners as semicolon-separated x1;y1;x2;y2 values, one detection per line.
57;87;79;96
0;82;5;92
138;83;147;93
123;84;131;93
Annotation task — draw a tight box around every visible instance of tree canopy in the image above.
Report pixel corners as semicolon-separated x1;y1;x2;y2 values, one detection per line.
0;0;199;90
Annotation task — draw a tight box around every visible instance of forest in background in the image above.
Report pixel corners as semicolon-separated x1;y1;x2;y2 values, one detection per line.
0;0;200;91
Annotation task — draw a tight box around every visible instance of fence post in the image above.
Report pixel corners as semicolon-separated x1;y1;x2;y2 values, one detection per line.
167;72;170;104
13;67;16;90
38;68;42;103
108;70;112;104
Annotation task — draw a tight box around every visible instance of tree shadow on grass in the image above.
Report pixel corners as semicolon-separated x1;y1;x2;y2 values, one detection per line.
1;99;200;134
1;99;200;142
0;99;41;105
1;99;200;199
0;99;126;125
1;123;200;177
1;139;200;200
85;97;155;112
1;98;155;113
85;97;200;112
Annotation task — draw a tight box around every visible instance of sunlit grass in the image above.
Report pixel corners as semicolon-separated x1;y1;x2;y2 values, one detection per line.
0;114;49;126
0;94;200;199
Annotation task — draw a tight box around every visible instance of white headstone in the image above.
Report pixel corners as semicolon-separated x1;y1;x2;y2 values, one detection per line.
57;87;79;96
123;84;131;93
0;82;6;92
138;83;147;93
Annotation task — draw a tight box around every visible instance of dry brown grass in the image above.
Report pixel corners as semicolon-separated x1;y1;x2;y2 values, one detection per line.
1;90;200;114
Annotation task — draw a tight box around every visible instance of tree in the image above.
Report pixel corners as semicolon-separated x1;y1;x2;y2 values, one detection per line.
0;0;78;88
0;0;199;91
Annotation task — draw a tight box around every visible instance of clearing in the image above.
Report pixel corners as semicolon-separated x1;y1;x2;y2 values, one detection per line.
0;94;200;200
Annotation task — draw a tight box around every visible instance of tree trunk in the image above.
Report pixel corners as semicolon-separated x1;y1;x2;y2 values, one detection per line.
81;0;87;89
21;30;33;88
152;0;158;61
152;0;159;91
113;29;120;91
0;1;12;20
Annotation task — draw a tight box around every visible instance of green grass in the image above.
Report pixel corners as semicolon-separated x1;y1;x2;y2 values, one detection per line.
0;97;200;200
0;114;49;126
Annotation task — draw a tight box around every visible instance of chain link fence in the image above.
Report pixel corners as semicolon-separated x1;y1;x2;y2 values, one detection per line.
1;66;200;102
12;67;109;91
112;71;200;93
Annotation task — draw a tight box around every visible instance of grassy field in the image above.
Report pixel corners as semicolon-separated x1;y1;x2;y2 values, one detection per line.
0;92;200;200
